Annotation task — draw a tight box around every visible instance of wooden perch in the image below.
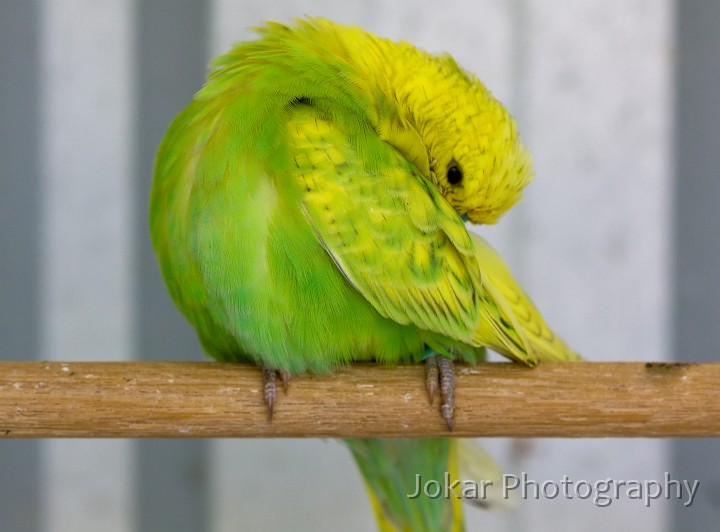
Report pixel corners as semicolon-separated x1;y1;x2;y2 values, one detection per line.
0;361;718;438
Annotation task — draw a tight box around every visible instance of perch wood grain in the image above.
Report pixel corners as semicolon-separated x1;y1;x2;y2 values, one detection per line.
0;361;718;438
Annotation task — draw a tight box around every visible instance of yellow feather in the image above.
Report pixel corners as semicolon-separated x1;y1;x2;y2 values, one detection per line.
470;232;580;363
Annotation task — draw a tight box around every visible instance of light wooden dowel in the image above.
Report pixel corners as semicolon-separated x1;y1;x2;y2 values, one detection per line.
0;361;717;438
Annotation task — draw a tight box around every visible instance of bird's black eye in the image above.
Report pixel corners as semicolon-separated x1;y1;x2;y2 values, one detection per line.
447;164;463;185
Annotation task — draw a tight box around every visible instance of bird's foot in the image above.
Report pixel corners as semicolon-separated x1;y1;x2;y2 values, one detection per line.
262;367;290;419
424;354;455;431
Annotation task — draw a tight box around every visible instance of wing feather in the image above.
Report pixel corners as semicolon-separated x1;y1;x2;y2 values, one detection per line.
289;106;481;342
286;105;576;364
469;232;580;362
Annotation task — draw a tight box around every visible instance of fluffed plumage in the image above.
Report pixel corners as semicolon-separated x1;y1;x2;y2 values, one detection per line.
150;18;579;531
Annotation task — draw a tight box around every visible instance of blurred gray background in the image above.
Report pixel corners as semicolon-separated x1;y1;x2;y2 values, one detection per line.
1;0;717;530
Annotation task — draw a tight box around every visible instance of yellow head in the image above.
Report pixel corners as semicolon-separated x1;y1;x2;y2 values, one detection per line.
355;30;534;225
404;53;534;225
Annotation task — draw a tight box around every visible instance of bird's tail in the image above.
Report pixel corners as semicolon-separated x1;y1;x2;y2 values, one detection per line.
345;438;507;531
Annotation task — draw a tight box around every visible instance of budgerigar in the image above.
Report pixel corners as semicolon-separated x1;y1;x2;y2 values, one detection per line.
150;18;579;531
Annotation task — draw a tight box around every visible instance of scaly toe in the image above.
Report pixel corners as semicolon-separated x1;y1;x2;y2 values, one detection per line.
437;356;455;431
425;355;439;403
261;367;291;420
424;354;456;430
262;367;277;419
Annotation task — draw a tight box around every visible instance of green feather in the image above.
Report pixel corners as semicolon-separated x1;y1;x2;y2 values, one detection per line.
150;18;578;530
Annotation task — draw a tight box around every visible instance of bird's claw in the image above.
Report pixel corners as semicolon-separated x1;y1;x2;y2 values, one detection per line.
262;367;290;419
425;354;455;431
425;355;439;402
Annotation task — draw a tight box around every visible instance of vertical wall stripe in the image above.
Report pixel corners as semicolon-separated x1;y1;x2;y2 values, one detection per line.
0;2;42;531
133;1;210;531
672;2;720;529
483;0;532;280
38;1;135;531
507;1;673;530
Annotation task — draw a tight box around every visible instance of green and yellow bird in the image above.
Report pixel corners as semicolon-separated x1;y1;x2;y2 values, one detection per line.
150;17;578;531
